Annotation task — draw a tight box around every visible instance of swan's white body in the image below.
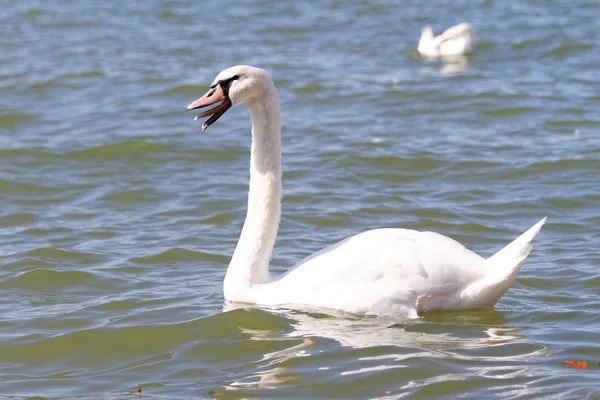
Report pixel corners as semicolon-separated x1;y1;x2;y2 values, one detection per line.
418;23;474;57
188;65;544;319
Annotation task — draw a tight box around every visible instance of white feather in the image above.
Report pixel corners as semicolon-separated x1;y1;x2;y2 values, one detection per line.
418;22;475;57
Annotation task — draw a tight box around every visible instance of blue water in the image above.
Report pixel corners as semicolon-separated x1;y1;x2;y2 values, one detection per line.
1;1;599;398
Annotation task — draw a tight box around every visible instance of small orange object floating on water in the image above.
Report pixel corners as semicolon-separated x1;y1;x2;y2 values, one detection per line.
564;360;588;369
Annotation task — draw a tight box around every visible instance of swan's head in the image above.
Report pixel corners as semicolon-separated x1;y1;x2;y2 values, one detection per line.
417;26;436;56
187;65;273;131
420;26;434;40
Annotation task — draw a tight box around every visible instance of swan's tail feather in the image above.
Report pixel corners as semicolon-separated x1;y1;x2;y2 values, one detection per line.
461;218;546;306
486;217;546;278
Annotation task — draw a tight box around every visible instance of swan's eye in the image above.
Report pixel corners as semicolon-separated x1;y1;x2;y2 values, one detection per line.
222;75;240;86
221;75;240;88
208;75;241;92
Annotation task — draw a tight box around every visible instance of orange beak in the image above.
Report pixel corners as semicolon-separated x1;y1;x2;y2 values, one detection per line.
187;85;232;131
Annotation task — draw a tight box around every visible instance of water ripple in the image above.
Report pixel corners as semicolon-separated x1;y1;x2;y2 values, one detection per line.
1;0;599;398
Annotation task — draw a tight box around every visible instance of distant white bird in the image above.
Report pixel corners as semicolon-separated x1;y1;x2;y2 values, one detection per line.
188;65;544;320
418;22;474;57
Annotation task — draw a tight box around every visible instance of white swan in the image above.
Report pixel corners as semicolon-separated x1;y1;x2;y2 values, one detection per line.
417;22;474;57
187;65;545;319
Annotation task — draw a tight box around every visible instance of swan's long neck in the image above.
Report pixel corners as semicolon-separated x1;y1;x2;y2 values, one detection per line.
224;84;282;299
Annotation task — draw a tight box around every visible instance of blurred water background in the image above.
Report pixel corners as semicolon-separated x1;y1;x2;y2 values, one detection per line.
1;0;599;398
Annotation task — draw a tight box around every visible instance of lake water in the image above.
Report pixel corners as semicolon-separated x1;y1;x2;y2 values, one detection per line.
1;1;599;398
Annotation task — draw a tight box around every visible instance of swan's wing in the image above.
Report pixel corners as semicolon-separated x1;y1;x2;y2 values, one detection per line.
435;22;473;45
431;23;474;57
265;228;487;317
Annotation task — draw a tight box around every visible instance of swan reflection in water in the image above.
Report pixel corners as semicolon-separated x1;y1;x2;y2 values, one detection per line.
220;304;556;393
418;54;472;77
